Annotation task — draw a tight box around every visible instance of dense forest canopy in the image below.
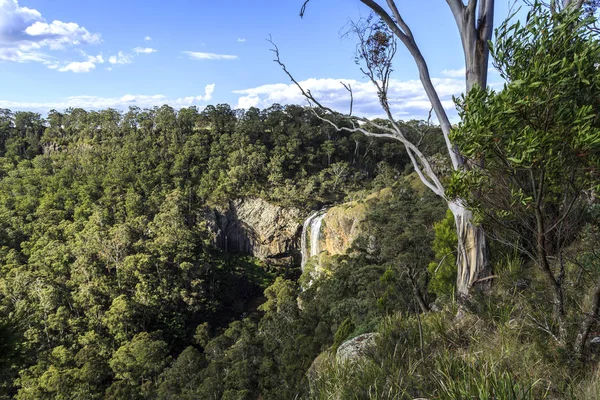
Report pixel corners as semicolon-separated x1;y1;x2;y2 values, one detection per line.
0;3;599;400
0;103;450;398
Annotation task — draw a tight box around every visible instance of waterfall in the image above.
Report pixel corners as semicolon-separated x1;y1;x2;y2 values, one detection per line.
301;209;327;271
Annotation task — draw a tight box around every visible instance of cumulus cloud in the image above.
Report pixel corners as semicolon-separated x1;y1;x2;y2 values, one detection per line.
233;77;469;122
86;53;104;63
0;84;217;112
144;36;152;41
58;60;96;73
441;68;466;78
0;0;100;66
183;51;238;60
108;51;133;65
133;47;157;54
237;38;246;43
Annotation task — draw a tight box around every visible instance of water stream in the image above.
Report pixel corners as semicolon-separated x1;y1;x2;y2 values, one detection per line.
300;209;327;271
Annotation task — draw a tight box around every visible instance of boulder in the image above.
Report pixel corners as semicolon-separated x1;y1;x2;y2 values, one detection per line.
335;332;380;363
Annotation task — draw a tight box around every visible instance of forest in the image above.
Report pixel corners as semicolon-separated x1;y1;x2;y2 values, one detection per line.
0;2;600;400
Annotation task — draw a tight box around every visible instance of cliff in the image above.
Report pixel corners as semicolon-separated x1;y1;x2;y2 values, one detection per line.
206;198;303;266
320;188;393;256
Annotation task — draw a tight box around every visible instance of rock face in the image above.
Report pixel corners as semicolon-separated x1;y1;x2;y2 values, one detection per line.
318;188;393;257
307;332;380;391
206;198;303;266
321;203;366;256
335;332;380;363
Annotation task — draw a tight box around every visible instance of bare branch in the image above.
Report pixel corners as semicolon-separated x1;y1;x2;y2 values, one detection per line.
340;81;353;116
270;35;447;197
300;0;311;18
360;1;462;171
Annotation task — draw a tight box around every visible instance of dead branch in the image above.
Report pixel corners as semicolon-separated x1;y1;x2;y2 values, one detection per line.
268;35;446;197
300;0;311;18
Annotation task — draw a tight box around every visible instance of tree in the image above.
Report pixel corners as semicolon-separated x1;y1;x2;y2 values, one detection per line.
282;0;594;302
364;186;445;312
277;0;499;301
449;4;600;344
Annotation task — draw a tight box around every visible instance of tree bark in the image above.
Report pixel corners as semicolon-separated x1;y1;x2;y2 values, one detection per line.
408;272;430;313
574;278;600;357
534;194;567;344
449;201;492;298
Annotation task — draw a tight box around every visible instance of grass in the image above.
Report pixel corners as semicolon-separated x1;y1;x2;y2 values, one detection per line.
307;254;600;400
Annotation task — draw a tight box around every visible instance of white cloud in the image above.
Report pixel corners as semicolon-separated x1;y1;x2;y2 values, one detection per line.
183;51;238;60
109;51;133;65
441;68;465;78
0;47;54;64
86;53;104;63
133;47;157;54
104;48;156;69
0;0;101;65
237;38;246;43
176;83;215;103
233;77;471;122
0;84;217;112
144;36;152;41
23;20;100;48
58;60;96;73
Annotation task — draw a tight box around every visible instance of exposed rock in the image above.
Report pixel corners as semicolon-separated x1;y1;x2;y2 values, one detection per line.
321;203;365;256
335;332;380;363
306;351;330;386
316;188;392;258
306;333;381;397
590;336;600;344
206;198;303;266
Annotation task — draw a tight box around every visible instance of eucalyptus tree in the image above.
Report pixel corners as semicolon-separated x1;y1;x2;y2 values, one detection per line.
450;3;600;346
275;0;496;301
278;0;591;302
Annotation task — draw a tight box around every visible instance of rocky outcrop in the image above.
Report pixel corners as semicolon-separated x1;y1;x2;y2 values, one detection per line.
335;332;380;363
321;203;366;256
319;188;393;256
206;198;303;266
307;332;381;394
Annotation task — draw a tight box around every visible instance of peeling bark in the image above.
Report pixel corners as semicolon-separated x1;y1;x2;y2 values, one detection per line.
290;0;496;301
449;201;491;298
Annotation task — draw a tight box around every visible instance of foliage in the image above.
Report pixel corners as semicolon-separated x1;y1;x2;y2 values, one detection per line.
449;4;600;342
331;318;355;353
0;103;413;398
427;210;458;298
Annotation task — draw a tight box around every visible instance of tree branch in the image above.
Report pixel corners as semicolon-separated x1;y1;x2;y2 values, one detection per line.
300;0;311;17
360;0;462;171
269;35;446;198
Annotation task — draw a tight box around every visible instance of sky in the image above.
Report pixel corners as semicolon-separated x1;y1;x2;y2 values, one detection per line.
0;0;517;121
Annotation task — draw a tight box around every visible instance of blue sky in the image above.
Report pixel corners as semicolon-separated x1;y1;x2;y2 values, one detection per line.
0;0;515;121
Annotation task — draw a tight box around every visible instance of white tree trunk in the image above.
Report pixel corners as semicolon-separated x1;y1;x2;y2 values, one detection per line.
296;0;496;301
449;201;491;298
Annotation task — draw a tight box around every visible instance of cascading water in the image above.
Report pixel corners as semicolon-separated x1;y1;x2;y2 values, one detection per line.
300;209;327;271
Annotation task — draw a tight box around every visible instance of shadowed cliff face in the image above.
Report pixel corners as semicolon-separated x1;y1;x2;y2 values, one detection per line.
206;190;392;269
206;198;303;266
